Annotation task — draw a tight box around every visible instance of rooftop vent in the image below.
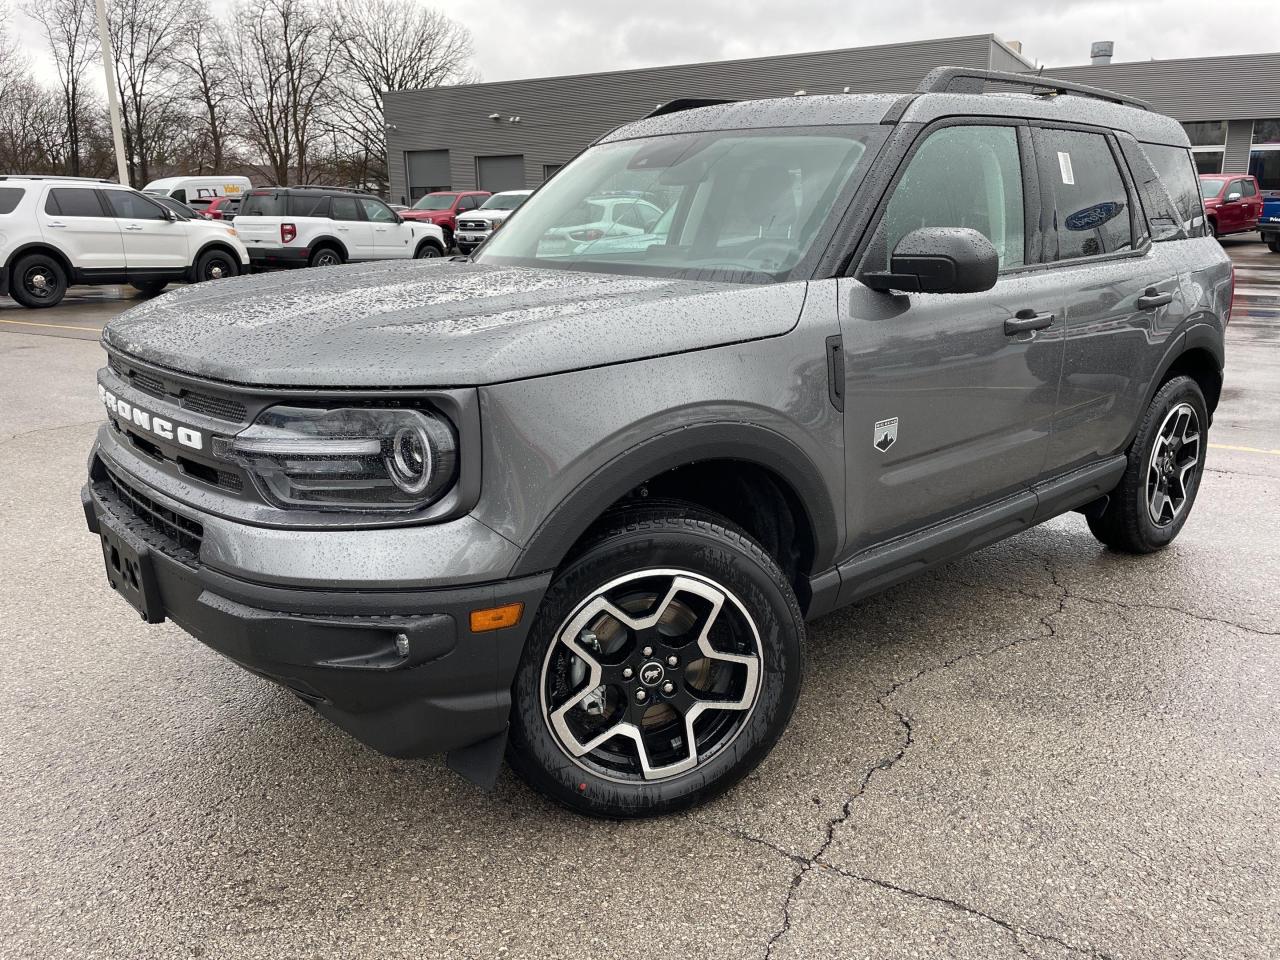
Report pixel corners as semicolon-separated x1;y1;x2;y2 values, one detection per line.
1090;41;1114;66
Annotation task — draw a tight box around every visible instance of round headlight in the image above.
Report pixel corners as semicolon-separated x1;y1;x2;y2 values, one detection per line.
390;424;434;495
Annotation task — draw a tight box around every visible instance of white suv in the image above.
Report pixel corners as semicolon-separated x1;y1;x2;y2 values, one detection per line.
0;175;250;309
233;187;446;269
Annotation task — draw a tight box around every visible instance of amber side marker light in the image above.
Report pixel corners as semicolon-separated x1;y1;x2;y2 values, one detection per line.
470;602;524;633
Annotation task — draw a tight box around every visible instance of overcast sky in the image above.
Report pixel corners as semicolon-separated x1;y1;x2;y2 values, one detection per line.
9;0;1280;87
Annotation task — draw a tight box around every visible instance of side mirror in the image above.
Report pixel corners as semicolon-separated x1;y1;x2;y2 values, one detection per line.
1225;192;1242;202
863;227;999;294
163;208;177;222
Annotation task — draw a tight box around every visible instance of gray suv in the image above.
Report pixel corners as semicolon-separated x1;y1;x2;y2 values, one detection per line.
83;69;1230;818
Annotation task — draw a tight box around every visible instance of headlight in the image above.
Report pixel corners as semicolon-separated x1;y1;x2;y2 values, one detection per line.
213;406;457;511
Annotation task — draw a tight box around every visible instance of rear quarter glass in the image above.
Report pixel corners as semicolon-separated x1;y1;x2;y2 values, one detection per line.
0;186;24;215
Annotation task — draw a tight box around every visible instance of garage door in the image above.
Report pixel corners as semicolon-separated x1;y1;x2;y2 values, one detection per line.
406;150;451;199
476;155;526;192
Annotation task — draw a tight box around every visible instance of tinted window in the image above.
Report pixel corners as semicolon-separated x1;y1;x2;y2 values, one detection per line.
47;188;107;217
289;194;329;217
171;189;187;203
331;197;360;221
240;192;284;216
1038;129;1133;260
105;191;168;220
0;187;23;215
1240;179;1258;197
360;198;396;223
868;124;1025;272
1142;143;1205;236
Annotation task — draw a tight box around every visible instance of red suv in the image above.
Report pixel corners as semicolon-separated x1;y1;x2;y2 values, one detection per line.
399;191;491;248
1199;174;1263;238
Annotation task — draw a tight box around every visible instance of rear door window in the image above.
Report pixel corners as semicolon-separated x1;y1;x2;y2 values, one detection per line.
1241;179;1258;197
1035;128;1134;260
289;194;330;217
46;188;108;217
331;197;360;221
0;187;23;215
1140;142;1205;236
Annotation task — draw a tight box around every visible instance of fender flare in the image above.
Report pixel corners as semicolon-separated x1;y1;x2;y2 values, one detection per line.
307;235;349;262
508;420;839;578
2;240;75;286
188;241;245;279
1124;321;1225;446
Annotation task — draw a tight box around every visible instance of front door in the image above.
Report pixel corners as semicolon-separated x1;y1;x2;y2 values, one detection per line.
360;198;413;258
838;121;1063;552
330;196;375;260
103;189;189;273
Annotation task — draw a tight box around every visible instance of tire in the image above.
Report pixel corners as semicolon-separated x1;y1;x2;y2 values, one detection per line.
308;246;344;268
194;248;238;283
441;227;454;251
130;279;167;296
9;253;67;308
456;243;475;255
1267;238;1280;253
507;504;805;818
1087;375;1208;553
1208;218;1220;240
414;241;443;259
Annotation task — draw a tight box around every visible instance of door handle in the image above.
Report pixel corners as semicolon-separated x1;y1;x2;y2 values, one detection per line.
124;224;143;231
1004;309;1055;335
1136;287;1174;310
47;221;67;228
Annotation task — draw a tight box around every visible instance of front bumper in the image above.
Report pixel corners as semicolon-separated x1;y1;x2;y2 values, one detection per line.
82;461;550;783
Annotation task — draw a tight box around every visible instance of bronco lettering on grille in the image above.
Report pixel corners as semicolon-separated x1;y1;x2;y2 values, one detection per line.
99;384;204;451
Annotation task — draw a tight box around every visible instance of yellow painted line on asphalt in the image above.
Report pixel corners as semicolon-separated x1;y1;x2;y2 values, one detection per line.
1210;443;1280;457
0;316;101;333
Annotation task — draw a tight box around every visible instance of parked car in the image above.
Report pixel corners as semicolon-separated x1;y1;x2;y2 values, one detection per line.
233;186;446;269
399;190;491;248
84;69;1229;818
1199;174;1263;237
535;196;664;256
0;175;248;307
1260;191;1280;252
455;190;533;253
203;196;241;221
143;175;253;206
151;195;208;221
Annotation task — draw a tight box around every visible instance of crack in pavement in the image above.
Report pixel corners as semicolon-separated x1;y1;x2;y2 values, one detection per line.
749;557;1129;959
0;418;103;447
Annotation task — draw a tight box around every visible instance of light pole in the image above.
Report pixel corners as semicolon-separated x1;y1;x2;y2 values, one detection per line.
93;0;129;186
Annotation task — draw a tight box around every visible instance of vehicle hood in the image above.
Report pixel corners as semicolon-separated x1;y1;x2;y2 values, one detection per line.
400;209;446;221
103;259;807;388
460;210;513;224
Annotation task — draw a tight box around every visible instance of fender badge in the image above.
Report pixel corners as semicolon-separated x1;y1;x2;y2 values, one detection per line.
874;417;898;452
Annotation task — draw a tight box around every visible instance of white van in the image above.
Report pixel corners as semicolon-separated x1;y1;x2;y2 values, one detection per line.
143;176;253;207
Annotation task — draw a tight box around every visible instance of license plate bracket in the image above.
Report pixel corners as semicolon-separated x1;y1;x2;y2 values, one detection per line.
98;514;165;623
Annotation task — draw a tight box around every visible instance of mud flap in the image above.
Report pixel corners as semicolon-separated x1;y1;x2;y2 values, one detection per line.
446;727;509;790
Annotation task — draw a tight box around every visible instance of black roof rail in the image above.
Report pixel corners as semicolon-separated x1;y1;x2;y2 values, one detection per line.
0;174;115;182
643;98;736;120
916;67;1150;110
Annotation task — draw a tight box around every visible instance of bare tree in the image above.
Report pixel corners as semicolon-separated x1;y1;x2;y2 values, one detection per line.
174;1;233;173
106;0;190;185
326;0;474;191
226;0;343;185
22;0;100;176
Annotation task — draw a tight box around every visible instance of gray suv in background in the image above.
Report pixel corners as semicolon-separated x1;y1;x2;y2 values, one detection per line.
84;69;1230;818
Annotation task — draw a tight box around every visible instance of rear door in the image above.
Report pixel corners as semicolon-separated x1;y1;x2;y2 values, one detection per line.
360;197;412;258
38;187;126;275
838;121;1064;550
1239;177;1263;227
103;189;190;272
1031;125;1186;474
331;196;375;259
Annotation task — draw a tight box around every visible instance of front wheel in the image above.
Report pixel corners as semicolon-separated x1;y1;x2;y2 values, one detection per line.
1087;375;1208;553
414;241;443;259
194;249;238;282
507;505;804;818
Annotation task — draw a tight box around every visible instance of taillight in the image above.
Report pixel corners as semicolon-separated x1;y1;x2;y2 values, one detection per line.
281;223;297;244
1225;264;1235;325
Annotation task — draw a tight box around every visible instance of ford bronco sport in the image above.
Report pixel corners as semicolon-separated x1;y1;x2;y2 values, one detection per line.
84;68;1230;818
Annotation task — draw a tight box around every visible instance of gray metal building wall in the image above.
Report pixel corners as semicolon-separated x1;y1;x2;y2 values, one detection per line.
384;34;1030;202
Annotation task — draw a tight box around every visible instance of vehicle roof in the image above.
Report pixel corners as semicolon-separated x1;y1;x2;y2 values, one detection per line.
144;175;252;187
601;88;1190;148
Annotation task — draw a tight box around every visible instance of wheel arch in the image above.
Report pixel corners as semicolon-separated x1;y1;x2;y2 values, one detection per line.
4;242;75;285
508;422;839;610
189;241;244;279
1128;324;1224;446
307;236;349;261
415;236;445;257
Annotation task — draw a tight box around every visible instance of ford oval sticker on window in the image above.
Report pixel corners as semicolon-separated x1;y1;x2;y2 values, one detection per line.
1058;151;1075;185
1065;202;1124;231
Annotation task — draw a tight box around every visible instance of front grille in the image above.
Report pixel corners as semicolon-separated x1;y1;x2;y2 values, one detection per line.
108;355;248;423
103;464;204;559
459;220;488;231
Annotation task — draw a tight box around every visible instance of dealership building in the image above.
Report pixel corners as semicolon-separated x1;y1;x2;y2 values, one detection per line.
383;33;1280;203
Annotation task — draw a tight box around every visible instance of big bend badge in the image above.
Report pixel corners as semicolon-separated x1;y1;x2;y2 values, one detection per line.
873;417;898;453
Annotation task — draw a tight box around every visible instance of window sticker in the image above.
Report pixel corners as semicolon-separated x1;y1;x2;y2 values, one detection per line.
1058;151;1075;185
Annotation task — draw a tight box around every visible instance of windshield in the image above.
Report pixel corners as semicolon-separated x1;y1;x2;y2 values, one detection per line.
481;192;529;210
475;126;879;281
413;194;456;210
1200;178;1228;198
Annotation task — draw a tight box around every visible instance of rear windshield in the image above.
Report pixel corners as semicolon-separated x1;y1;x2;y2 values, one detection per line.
1142;143;1206;236
0;187;23;215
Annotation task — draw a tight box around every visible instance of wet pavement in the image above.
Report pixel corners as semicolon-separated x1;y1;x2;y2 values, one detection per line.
2;240;1279;959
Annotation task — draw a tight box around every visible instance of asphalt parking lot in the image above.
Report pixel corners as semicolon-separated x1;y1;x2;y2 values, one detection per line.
2;238;1278;959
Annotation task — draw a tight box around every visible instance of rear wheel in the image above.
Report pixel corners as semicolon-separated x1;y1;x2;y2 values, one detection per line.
308;246;344;268
1087;375;1208;553
507;505;804;818
194;248;238;282
1267;237;1280;253
9;254;67;308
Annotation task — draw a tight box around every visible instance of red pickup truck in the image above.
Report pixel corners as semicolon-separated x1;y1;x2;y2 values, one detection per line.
399;191;491;249
1199;174;1263;238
